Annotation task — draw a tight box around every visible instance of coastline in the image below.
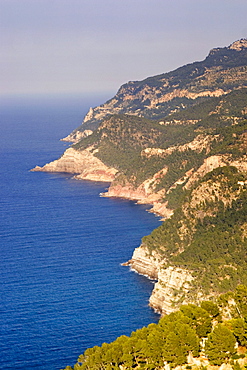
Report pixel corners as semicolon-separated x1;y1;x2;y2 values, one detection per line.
31;148;173;314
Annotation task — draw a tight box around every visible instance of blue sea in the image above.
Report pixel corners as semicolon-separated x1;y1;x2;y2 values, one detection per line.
0;94;160;370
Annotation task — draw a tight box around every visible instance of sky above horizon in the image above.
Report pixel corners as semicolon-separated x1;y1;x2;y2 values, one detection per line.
1;0;247;97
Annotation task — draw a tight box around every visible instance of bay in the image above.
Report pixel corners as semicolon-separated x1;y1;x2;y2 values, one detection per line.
0;94;160;370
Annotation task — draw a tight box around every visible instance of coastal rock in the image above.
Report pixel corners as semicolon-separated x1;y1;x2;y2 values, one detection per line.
103;168;174;218
31;147;118;182
149;266;194;315
104;182;149;201
103;182;173;219
125;245;162;279
127;244;195;315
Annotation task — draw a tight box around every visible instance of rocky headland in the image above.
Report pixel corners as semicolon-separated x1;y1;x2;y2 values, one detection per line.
32;147;117;182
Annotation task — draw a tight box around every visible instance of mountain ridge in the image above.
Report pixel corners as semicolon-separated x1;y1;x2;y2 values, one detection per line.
63;39;247;142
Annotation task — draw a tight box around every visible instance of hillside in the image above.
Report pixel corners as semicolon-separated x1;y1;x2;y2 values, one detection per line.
33;39;247;313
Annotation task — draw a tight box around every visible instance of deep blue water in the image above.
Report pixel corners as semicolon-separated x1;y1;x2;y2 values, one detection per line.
0;94;160;370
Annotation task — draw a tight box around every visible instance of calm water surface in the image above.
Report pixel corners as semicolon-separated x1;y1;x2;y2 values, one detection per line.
0;94;160;370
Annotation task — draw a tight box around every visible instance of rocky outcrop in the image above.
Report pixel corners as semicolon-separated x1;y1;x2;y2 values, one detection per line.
142;134;217;158
104;182;150;202
184;155;247;189
229;38;247;50
102;168;174;218
149;266;195;315
31;147;118;182
124;245;161;279
126;244;196;315
62;129;93;143
104;180;165;203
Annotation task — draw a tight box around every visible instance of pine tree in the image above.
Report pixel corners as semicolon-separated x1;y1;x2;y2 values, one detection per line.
205;324;236;365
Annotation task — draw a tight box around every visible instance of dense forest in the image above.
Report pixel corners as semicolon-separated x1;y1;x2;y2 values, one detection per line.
62;285;247;370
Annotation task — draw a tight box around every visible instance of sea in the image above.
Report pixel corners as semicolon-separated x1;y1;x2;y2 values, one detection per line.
0;93;160;370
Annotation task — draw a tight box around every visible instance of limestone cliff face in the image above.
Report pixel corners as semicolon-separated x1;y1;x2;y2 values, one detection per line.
142;134;216;159
125;245;162;279
184;155;247;189
31;147;117;182
105;168;167;204
149;266;195;315
127;244;195;315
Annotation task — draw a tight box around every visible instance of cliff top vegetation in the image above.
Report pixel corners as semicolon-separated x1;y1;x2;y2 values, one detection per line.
62;285;247;370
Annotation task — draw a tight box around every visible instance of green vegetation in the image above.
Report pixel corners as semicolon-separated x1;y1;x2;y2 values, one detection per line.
210;120;247;157
73;89;247;190
73;114;197;187
62;286;247;370
155;148;205;192
205;324;236;365
166;185;189;209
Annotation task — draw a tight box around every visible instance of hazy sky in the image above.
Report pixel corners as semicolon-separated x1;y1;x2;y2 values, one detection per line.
1;0;247;96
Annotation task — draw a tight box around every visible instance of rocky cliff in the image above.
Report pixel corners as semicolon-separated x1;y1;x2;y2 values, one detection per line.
125;244;196;315
32;147;117;182
149;266;195;315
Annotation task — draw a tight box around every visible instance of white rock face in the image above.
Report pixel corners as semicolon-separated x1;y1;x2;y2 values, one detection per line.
126;245;162;279
84;107;94;122
149;266;194;315
127;244;195;315
31;147;118;182
142;134;216;158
